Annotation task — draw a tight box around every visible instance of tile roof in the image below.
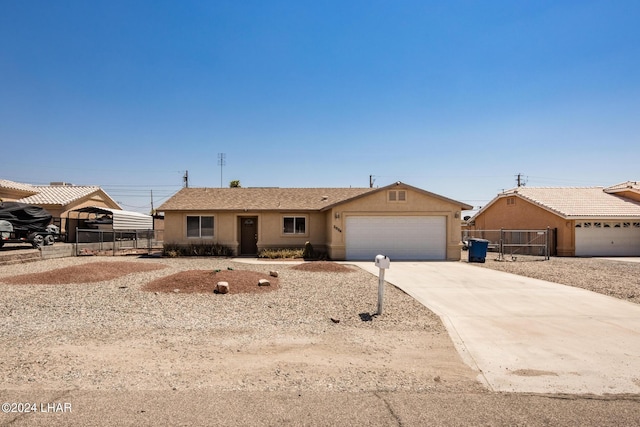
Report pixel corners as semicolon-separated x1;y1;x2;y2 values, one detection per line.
502;186;640;218
158;187;378;211
605;181;640;193
0;179;38;193
19;185;104;206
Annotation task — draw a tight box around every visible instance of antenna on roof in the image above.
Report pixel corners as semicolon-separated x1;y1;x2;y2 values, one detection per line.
218;153;226;188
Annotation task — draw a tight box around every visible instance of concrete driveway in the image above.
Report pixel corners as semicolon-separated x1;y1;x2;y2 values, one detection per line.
598;257;640;263
354;261;640;395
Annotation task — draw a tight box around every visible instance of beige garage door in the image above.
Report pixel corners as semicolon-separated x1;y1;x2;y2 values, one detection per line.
345;216;446;260
575;222;640;256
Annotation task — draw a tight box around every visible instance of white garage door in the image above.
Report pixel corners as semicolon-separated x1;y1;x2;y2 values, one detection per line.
345;216;446;260
575;222;640;256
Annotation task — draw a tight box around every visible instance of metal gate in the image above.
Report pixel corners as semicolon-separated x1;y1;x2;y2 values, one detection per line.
75;228;163;256
463;228;555;260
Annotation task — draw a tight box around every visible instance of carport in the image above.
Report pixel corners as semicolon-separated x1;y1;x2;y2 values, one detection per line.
65;206;153;243
67;206;153;252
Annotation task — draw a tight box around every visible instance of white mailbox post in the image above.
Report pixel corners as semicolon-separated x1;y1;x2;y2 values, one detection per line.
374;254;390;315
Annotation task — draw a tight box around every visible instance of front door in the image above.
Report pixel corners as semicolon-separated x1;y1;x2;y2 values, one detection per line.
239;217;258;255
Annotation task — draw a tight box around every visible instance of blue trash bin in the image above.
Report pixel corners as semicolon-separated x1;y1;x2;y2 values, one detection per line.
468;238;489;263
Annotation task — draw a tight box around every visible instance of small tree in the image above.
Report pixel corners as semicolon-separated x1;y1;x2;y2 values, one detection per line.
229;180;241;188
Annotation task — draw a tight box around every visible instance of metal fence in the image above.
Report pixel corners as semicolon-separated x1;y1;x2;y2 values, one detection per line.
463;228;555;260
75;229;164;256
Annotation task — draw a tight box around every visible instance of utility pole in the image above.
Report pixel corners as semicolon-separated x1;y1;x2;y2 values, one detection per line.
516;173;526;187
150;190;154;214
369;175;375;188
183;170;189;188
218;153;226;188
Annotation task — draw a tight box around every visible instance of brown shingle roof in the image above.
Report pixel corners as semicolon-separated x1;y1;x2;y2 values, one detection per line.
503;186;640;218
158;187;377;211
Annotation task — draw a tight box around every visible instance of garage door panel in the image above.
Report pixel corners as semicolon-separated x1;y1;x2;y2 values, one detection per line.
575;226;640;256
346;216;446;260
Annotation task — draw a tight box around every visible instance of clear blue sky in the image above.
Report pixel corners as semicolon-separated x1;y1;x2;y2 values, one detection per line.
2;1;638;214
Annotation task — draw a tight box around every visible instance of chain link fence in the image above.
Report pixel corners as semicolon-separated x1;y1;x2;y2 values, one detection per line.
75;229;163;256
463;228;555;261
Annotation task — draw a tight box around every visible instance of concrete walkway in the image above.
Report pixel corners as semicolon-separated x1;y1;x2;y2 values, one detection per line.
353;261;640;395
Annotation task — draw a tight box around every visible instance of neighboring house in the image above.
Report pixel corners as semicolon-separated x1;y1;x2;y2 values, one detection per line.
604;181;640;202
158;182;472;260
0;179;121;236
469;182;640;257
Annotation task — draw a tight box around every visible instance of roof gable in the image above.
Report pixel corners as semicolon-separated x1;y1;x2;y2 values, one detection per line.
321;181;473;211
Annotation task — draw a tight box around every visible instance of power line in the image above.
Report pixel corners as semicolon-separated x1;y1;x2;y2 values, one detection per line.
98;184;181;188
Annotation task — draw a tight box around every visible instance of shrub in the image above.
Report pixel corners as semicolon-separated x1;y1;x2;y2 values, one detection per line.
257;246;329;260
162;242;232;257
302;241;314;259
257;248;304;259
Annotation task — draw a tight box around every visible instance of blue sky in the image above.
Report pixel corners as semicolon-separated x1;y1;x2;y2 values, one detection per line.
1;1;638;214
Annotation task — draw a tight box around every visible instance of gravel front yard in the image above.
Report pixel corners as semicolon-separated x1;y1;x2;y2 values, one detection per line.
471;255;640;305
0;257;482;394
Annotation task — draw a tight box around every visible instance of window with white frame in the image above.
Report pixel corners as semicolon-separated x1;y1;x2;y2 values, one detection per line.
283;216;306;234
187;216;214;238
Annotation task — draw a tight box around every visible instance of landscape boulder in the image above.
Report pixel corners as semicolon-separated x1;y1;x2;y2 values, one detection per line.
216;281;229;294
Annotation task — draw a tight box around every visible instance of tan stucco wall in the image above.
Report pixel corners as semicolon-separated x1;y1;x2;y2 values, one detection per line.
163;211;234;247
471;196;573;256
326;186;465;260
163;210;328;255
256;211;327;251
